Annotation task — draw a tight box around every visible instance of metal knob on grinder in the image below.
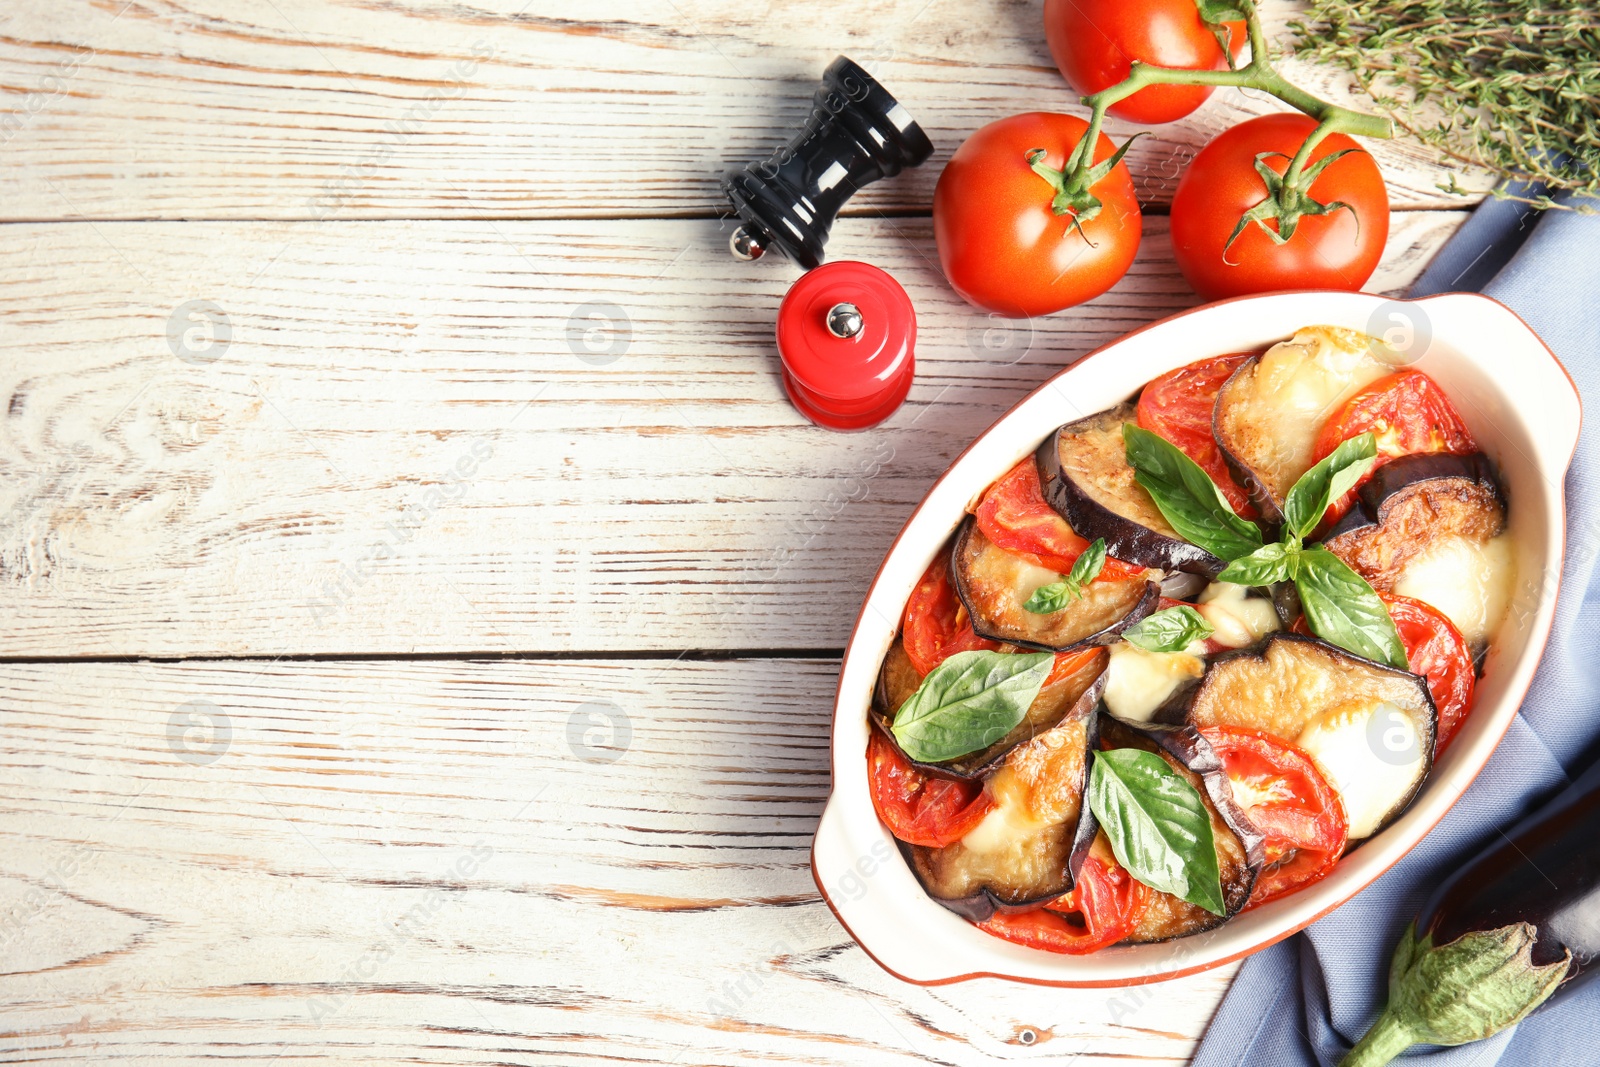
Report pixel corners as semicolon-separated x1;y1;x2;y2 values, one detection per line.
776;261;915;431
722;55;933;269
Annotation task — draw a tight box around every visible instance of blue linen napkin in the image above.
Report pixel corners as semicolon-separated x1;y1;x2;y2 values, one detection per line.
1191;190;1600;1067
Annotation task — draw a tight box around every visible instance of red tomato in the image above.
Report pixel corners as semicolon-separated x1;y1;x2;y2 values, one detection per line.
1201;726;1348;907
1044;646;1107;688
901;555;998;676
975;459;1146;580
976;852;1150;954
1291;595;1475;751
1170;114;1389;300
1310;371;1478;525
934;113;1141;318
1136;353;1256;517
867;730;994;848
1382;595;1476;752
1043;0;1245;124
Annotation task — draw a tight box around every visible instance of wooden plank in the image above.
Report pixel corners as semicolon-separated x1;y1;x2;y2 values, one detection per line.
0;0;1492;221
0;657;1234;1066
0;212;1465;657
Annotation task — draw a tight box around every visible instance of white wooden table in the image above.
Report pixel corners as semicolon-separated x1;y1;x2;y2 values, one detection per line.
0;2;1489;1063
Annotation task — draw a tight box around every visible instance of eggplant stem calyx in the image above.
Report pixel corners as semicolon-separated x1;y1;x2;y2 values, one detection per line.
1340;922;1571;1067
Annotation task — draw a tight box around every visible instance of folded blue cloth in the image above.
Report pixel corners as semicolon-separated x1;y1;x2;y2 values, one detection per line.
1192;191;1600;1067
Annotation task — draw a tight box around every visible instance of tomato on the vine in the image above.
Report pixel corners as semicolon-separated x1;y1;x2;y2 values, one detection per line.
867;730;994;848
1170;113;1389;300
1043;0;1245;124
1136;353;1256;517
1201;726;1348;907
934;112;1141;318
977;850;1150;954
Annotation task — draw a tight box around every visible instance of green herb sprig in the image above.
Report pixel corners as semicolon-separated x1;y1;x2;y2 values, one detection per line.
1123;424;1407;669
1023;538;1108;614
1292;0;1600;212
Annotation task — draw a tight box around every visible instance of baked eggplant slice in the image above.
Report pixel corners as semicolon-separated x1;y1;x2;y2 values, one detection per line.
1324;451;1507;588
872;639;1108;781
1037;403;1225;576
952;517;1160;653
1214;327;1393;523
1093;715;1265;942
906;674;1106;919
1160;632;1437;840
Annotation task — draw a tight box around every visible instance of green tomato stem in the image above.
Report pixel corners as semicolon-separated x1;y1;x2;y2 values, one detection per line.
1066;0;1392;201
1339;1009;1417;1067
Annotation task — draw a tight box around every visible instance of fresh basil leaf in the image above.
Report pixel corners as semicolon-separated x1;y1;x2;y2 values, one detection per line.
1283;432;1379;540
1089;748;1225;916
1122;423;1263;562
1070;537;1108;587
1295;546;1408;669
1215;540;1295;586
1024;538;1106;614
892;650;1054;762
1121;606;1216;653
1024;579;1080;614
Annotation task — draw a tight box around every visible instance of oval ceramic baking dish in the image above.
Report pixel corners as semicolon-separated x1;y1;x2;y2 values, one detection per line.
812;290;1580;986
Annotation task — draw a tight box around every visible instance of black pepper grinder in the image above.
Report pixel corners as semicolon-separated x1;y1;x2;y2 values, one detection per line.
721;55;934;269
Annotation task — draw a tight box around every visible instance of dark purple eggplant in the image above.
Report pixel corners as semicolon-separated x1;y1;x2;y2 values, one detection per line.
1095;714;1265;942
1323;451;1507;593
1157;632;1436;841
1342;759;1600;1065
951;517;1160;653
872;641;1107;782
1036;403;1226;577
905;681;1104;920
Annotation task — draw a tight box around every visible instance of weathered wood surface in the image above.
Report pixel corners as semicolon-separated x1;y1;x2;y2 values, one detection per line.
0;657;1238;1065
0;212;1466;658
0;1;1485;1061
0;0;1492;221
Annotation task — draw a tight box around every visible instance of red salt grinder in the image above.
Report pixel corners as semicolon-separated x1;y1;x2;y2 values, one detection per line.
775;260;915;432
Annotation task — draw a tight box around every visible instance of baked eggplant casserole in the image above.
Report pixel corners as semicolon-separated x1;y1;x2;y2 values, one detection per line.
868;326;1515;953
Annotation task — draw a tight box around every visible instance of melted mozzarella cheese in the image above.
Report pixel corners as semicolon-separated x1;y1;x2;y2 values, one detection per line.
1393;532;1515;646
1197;582;1281;648
959;767;1047;854
1008;558;1064;605
1295;700;1423;840
1104;642;1205;722
1253;327;1393;477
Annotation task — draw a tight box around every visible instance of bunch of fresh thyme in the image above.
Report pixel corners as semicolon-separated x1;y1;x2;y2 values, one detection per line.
1291;0;1599;211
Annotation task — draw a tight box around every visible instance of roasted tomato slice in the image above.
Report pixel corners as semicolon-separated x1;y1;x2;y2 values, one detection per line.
867;731;994;848
1382;594;1475;752
901;554;999;676
1136;354;1257;518
975;459;1146;580
1292;593;1474;752
1201;726;1348;908
976;849;1149;954
1310;370;1478;524
1043;646;1106;688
